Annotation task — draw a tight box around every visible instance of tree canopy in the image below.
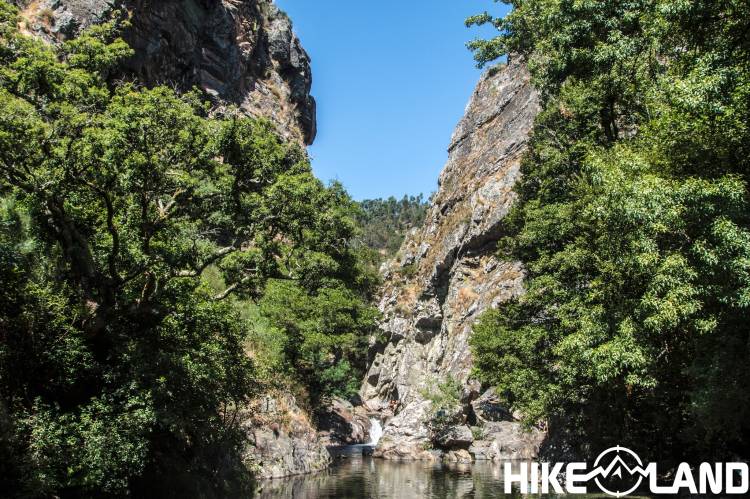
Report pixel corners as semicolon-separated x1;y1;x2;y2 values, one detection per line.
0;3;376;495
469;0;750;462
355;194;429;263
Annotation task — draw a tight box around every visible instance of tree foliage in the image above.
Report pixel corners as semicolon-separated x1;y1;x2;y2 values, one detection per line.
0;3;373;495
355;194;429;263
258;279;378;404
469;0;750;461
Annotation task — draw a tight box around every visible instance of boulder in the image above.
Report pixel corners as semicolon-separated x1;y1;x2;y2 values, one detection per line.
469;421;544;461
434;425;473;450
317;397;372;446
471;388;513;423
242;393;331;479
444;449;473;463
372;400;435;460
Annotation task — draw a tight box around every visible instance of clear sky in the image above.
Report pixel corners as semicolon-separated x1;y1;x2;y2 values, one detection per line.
275;0;510;201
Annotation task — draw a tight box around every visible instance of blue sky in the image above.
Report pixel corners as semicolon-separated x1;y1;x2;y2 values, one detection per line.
275;0;510;201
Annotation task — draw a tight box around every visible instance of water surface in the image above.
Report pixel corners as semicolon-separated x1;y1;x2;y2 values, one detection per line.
257;447;614;499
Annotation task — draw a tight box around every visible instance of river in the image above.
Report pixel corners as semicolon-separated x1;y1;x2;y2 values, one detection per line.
256;446;616;499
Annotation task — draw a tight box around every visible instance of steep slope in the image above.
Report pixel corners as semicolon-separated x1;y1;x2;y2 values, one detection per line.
14;0;315;144
360;58;544;459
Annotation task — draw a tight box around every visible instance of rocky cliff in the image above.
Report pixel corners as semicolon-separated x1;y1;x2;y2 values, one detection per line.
242;393;331;479
14;0;316;144
360;58;545;460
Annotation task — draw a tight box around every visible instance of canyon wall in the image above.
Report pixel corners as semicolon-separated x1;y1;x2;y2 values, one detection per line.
361;58;545;460
14;0;316;145
17;0;550;471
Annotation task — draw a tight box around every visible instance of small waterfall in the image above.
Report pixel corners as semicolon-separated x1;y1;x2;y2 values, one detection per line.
368;418;383;446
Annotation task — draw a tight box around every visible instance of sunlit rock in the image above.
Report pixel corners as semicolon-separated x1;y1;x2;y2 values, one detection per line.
360;57;543;460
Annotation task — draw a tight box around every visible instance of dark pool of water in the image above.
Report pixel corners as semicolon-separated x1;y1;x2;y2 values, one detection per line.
256;446;616;499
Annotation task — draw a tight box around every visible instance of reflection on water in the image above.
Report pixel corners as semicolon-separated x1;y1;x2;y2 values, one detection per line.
257;447;613;499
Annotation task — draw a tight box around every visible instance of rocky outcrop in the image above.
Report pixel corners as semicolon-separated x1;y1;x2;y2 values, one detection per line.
316;397;372;447
469;422;545;461
242;393;331;479
13;0;316;145
360;58;543;460
471;388;514;424
373;400;436;460
434;425;473;450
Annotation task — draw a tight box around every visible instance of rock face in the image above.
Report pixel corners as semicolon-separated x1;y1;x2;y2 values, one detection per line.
360;58;543;460
316;397;372;447
373;400;435;460
13;0;316;145
472;388;514;424
434;425;473;450
469;422;545;461
242;393;331;479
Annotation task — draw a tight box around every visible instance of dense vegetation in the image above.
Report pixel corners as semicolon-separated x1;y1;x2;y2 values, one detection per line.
355;195;429;263
0;3;375;496
468;0;750;462
255;274;378;405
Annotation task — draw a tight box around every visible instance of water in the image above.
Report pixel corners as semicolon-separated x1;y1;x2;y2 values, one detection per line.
367;418;383;446
256;448;614;499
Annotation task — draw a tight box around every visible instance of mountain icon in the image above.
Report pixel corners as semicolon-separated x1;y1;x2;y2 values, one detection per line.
592;455;650;480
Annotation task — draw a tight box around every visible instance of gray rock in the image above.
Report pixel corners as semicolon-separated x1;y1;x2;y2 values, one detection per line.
444;449;473;463
361;58;543;457
242;393;331;479
434;425;473;450
461;379;482;404
471;388;513;423
372;400;436;460
317;397;372;446
13;0;316;145
469;421;544;461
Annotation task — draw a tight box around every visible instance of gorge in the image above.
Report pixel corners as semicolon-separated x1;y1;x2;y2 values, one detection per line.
3;0;749;496
360;56;545;463
4;0;563;483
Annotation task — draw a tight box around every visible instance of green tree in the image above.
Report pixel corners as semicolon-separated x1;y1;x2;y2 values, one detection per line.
0;3;372;495
259;280;378;405
468;0;750;462
355;194;430;263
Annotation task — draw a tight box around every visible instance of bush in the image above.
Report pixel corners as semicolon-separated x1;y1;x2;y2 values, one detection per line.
420;376;464;436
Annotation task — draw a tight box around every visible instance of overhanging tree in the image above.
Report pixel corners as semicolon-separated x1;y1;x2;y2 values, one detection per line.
0;3;371;495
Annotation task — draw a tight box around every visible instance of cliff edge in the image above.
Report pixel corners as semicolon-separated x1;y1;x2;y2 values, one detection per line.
361;58;545;460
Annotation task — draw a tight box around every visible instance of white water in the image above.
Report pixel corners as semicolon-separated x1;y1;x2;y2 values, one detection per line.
368;418;383;446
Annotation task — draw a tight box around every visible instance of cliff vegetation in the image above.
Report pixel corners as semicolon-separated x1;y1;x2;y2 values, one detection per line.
0;4;376;495
469;0;750;462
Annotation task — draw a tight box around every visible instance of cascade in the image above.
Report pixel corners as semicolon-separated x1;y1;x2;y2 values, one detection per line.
368;418;383;446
